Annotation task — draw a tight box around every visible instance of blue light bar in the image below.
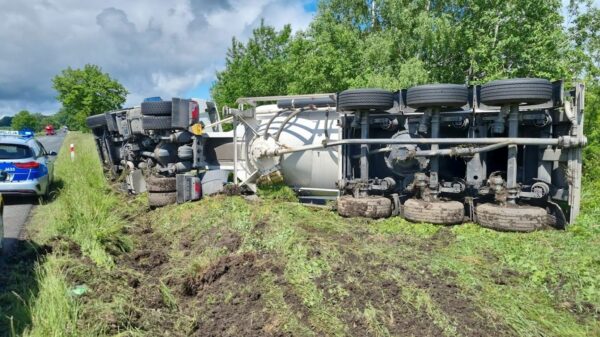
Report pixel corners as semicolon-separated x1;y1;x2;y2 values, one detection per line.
19;129;34;138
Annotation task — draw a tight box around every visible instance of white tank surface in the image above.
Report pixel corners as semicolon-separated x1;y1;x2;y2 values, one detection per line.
234;101;342;197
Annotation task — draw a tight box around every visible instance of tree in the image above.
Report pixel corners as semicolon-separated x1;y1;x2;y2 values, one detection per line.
52;64;128;130
212;0;583;111
569;2;600;81
211;21;292;107
11;110;39;131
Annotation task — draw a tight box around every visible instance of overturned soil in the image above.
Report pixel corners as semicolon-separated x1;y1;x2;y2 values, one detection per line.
49;200;519;337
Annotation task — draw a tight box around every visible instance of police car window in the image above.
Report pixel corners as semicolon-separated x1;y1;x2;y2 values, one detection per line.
29;142;42;157
0;144;34;159
35;141;47;156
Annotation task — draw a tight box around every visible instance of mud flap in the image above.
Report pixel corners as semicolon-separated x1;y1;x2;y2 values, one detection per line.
126;169;146;194
201;170;229;196
547;201;567;230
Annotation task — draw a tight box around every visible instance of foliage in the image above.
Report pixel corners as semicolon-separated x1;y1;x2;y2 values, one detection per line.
11;110;40;131
52;64;128;131
211;21;292;107
569;0;600;80
10;111;60;132
212;0;589;107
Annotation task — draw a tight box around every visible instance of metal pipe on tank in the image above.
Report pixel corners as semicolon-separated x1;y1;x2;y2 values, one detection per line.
538;118;553;183
267;138;562;157
507;104;519;203
274;109;303;141
429;108;440;196
352;141;513;159
263;110;288;139
233;115;238;185
360;112;370;181
415;142;512;157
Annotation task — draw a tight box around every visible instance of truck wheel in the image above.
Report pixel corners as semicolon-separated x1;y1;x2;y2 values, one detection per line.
338;89;394;111
148;192;177;208
86;114;108;129
403;199;464;225
475;203;549;232
406;84;468;108
142;116;173;130
480;78;553;106
337;196;392;219
141;101;172;116
147;176;176;192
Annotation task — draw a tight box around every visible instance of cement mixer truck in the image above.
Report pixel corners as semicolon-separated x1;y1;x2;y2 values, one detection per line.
86;78;586;232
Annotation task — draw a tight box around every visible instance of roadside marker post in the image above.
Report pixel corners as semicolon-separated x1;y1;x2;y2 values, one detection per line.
70;144;75;161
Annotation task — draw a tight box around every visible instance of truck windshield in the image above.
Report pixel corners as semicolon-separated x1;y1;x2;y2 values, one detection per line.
0;144;33;159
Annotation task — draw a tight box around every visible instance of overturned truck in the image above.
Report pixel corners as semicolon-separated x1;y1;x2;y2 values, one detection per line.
87;78;586;232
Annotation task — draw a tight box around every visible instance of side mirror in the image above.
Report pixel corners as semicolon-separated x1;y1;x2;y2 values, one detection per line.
49;151;57;156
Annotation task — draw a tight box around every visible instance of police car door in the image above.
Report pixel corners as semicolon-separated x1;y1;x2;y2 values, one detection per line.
36;141;54;183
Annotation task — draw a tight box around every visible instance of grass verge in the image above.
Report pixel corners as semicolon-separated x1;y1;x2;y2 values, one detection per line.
0;132;598;337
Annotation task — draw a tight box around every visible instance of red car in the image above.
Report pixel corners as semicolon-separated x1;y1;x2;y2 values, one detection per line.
44;125;55;136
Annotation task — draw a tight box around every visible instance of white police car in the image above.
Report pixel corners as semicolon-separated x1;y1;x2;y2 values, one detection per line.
0;130;56;197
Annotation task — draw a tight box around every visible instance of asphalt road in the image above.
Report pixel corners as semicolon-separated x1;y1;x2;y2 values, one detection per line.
2;134;66;253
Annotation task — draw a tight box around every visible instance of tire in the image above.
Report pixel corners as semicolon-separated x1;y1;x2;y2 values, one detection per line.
407;84;468;108
480;78;552;106
476;203;549;232
142;116;173;130
146;176;176;192
148;192;177;208
403;199;464;225
338;89;394;111
141;101;172;116
337;196;392;219
86;114;108;129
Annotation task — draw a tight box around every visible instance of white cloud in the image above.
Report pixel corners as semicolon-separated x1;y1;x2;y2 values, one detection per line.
0;0;314;115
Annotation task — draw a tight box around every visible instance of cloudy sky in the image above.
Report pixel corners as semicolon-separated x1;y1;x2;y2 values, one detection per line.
0;0;317;115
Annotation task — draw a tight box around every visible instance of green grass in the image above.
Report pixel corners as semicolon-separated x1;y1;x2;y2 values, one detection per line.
23;258;81;337
30;132;136;267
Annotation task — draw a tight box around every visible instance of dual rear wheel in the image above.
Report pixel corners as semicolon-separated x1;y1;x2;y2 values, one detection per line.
336;196;551;232
147;176;177;208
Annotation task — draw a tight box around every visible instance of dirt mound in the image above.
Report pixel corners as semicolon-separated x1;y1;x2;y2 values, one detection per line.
179;252;285;337
319;255;445;336
183;252;257;295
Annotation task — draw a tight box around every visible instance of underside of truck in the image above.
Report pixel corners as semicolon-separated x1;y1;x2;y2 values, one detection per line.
86;78;586;232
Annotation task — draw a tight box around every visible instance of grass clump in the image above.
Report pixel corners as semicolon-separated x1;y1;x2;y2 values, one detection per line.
21;258;81;337
257;182;298;202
